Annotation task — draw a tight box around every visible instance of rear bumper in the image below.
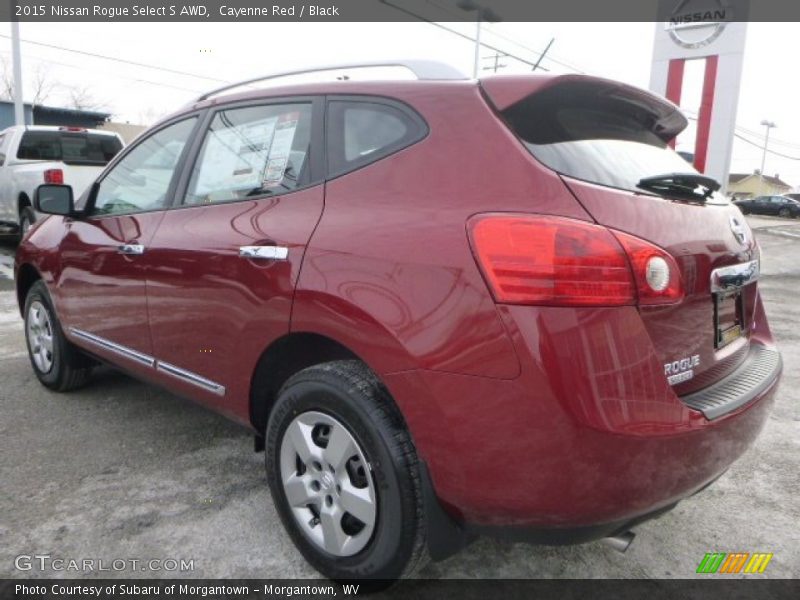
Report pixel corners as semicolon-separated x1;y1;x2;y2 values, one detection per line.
383;304;780;530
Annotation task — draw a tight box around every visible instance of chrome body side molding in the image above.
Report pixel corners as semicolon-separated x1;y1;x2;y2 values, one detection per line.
69;327;155;367
155;360;226;396
68;327;225;397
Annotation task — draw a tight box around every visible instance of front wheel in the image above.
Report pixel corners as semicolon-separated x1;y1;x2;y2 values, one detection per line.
265;361;427;583
24;280;93;391
779;208;791;218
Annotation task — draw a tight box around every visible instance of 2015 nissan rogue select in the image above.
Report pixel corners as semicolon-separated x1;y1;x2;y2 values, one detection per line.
15;60;782;581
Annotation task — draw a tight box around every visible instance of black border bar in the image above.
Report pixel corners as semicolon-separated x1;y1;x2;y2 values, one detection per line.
0;0;793;23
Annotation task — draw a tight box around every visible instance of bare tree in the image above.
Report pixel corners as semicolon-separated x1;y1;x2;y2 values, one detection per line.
0;56;17;100
63;84;104;111
29;65;55;107
0;57;55;107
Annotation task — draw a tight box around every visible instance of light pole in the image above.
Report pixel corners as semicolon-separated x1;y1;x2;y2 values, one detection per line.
759;119;776;194
457;1;502;78
11;21;24;126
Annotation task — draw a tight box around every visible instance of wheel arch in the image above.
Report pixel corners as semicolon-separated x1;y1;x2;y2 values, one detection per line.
249;332;363;434
15;262;41;316
18;191;31;215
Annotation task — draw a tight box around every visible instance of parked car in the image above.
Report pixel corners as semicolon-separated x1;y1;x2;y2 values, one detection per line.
734;194;800;218
15;62;781;582
0;125;124;236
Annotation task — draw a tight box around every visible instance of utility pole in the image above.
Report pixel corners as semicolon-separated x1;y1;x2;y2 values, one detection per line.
472;13;481;78
532;38;555;71
482;53;507;74
457;1;502;78
11;21;24;125
759;119;776;195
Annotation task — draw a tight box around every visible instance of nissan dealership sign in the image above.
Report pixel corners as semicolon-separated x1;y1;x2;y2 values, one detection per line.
651;0;749;193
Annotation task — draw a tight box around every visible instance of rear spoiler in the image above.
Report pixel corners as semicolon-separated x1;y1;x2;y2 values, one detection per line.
480;74;688;143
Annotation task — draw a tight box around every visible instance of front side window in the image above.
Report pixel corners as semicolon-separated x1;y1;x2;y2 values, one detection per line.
184;103;312;205
326;100;426;177
93;118;196;216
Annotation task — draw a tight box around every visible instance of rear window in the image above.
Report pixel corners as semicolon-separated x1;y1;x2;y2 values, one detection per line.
17;131;122;165
502;82;699;195
326;100;427;177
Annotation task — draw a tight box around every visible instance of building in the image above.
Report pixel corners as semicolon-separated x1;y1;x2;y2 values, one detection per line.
727;171;793;199
0;100;111;130
98;121;147;144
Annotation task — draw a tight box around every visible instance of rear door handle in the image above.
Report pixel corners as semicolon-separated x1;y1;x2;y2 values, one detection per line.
239;246;289;260
118;244;145;255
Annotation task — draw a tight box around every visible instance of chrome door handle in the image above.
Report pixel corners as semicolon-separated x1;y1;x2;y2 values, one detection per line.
118;244;145;255
239;246;289;260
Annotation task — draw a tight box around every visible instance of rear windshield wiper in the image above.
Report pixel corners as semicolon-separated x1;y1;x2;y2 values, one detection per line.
637;172;721;203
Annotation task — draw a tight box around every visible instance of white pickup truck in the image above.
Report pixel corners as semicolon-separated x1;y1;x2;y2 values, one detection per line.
0;125;124;237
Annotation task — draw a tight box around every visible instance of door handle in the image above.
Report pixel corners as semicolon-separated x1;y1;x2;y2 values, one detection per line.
239;246;289;260
118;244;145;255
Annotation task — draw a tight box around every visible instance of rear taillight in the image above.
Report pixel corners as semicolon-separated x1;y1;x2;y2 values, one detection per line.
43;169;64;184
467;214;683;307
612;230;683;305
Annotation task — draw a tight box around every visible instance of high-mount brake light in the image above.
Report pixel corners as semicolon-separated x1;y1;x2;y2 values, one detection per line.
467;214;684;307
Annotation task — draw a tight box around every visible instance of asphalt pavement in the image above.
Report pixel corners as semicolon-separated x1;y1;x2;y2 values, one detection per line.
0;217;798;579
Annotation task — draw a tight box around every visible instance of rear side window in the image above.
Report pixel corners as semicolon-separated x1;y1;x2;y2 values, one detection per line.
17;131;122;165
184;103;312;205
502;82;697;195
326;100;426;177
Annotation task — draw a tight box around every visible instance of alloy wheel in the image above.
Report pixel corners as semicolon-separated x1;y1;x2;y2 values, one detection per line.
279;411;377;557
26;301;55;373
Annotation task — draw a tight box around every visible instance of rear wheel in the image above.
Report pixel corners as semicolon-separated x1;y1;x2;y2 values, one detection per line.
265;360;427;583
24;280;93;391
19;206;36;237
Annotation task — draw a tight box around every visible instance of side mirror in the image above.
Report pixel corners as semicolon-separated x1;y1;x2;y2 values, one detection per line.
34;184;75;216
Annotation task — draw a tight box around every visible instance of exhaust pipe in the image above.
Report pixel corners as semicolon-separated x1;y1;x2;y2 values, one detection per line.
603;531;635;553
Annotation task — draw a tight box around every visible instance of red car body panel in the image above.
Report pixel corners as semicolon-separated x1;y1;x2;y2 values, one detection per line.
563;177;759;395
14;73;781;535
143;189;324;423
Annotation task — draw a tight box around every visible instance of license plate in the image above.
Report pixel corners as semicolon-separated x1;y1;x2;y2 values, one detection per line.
714;291;745;349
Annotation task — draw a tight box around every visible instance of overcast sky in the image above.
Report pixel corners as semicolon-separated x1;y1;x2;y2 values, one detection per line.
3;21;799;188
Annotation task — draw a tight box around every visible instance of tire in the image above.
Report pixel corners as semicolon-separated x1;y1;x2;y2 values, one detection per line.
779;208;791;218
265;360;427;584
19;206;36;238
24;280;93;391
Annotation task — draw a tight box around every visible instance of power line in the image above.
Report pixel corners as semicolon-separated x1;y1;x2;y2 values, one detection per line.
425;0;584;73
684;114;800;161
378;0;550;72
0;34;229;84
733;131;800;161
0;49;206;94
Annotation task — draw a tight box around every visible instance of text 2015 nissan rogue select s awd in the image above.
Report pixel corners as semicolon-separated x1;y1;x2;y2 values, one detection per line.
15;61;782;581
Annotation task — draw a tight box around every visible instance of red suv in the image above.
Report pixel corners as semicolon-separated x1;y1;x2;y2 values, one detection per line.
15;61;781;581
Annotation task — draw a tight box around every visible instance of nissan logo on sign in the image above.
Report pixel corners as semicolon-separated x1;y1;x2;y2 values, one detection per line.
663;0;732;49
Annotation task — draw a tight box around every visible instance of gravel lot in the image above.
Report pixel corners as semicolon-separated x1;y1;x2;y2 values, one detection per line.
0;215;798;580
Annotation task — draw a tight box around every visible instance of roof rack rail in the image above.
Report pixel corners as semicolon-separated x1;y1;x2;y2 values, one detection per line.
193;59;468;103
